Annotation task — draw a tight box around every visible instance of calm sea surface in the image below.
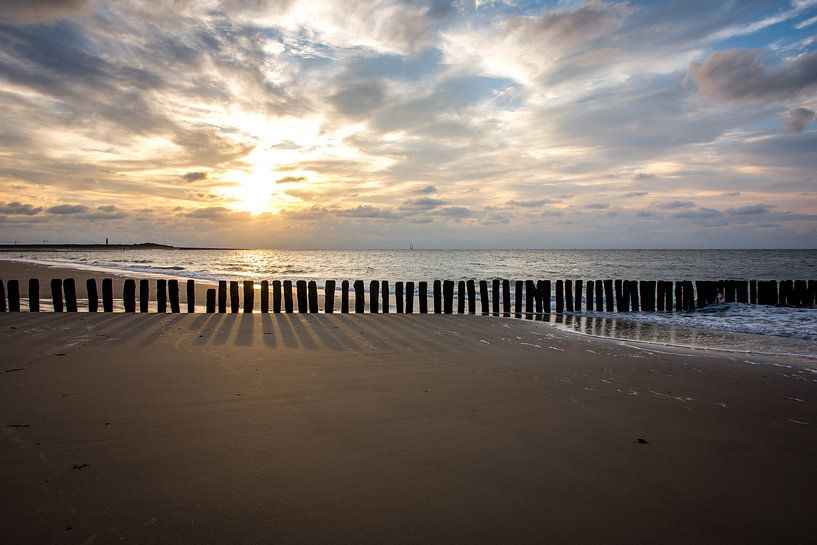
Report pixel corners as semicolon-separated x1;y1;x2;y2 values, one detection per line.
3;249;816;358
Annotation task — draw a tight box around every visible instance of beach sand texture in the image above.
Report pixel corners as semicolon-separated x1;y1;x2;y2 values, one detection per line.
1;309;816;544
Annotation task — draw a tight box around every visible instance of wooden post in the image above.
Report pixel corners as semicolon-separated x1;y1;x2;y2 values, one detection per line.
51;279;63;312
405;281;415;314
683;281;695;311
244;280;255;313
443;280;454;314
325;280;336;313
571;280;581;313
793;280;807;307
341;280;349;314
630;281;640;312
206;289;216;313
230;281;240;313
779;280;793;307
273;280;282;313
595;281;603;312
533;280;543;315
458;280;466;314
492;279;500;316
284;280;294;313
129;278;139;311
479;280;489;315
218;281;227;313
28;279;39;312
381;280;390;314
555;280;564;313
585;281;594;311
613;280;623;312
296;280;307;313
657;281;666;312
418;281;428;314
370;280;380;314
621;280;630;312
0;280;5;312
187;280;196;313
123;279;136;312
674;281;682;311
541;280;551;314
736;281;749;304
604;280;614;311
308;281;318;313
749;280;757;304
502;279;511;317
565;280;573;312
808;280;817;307
433;280;442;314
525;280;535;315
168;280;180;313
157;279;167;312
395;281;404;313
63;279;76;313
103;278;114;312
640;281;654;312
354;280;365;313
514;280;523;316
467;280;476;314
7;280;20;311
261;280;269;313
664;281;673;312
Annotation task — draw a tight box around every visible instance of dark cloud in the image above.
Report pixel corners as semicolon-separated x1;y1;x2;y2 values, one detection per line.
632;173;655;180
336;205;394;219
182;171;208;183
276;175;306;184
509;1;634;48
658;200;695;209
623;191;648;197
505;198;558;208
674;207;721;218
48;204;88;214
728;204;775;215
0;0;88;24
689;49;817;102
0;201;43;215
415;185;437;194
783;107;816;133
436;206;472;218
84;205;126;220
401;197;447;210
585;203;609;209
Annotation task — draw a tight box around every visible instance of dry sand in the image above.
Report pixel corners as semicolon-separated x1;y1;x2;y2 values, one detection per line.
1;311;816;545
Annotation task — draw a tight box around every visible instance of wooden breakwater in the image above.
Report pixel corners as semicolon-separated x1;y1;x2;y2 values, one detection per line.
0;277;815;314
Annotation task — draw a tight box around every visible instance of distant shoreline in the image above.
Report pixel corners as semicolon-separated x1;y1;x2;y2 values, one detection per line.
0;243;244;251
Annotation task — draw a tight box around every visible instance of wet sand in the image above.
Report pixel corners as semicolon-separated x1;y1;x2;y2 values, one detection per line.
1;309;816;544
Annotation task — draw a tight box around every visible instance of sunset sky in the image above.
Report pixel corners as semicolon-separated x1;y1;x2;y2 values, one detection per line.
1;0;816;248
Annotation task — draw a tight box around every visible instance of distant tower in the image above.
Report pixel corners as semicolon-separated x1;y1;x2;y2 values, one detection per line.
106;238;109;246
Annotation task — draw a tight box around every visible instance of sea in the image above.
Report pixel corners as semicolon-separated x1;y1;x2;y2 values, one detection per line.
2;248;816;359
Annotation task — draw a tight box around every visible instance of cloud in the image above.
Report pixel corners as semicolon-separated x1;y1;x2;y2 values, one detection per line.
658;200;695;209
674;207;722;218
505;198;558;208
275;175;307;184
507;1;635;49
415;185;437;194
689;49;817;102
728;204;775;215
783;107;816;133
623;191;648;197
585;203;609;209
0;0;88;24
84;205;126;220
436;206;472;218
336;205;393;218
48;204;88;214
400;197;447;210
0;201;42;215
182;171;208;183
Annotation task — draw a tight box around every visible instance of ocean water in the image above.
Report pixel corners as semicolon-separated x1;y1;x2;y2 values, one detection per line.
2;248;816;358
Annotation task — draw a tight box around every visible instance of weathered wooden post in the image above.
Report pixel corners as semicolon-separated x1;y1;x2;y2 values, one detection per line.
663;281;673;311
683;281;695;311
595;281;603;311
629;281;640;312
157;279;167;312
808;280;817;306
187;280;196;313
206;289;216;313
443;280;454;314
325;280;336;313
502;279;511;317
565;280;573;312
779;280;793;307
479;280;489;315
533;280;543;315
0;280;5;312
123;279;136;312
433;280;442;314
604;280;614;311
244;280;255;313
103;278;114;312
457;280;465;314
515;280;523;316
261;280;269;313
273;280;282;313
370;280;380;314
354;280;365;313
51;279;63;312
418;281;428;314
284;280;294;313
218;281;227;313
736;281;749;304
541;280;551;314
492;279;500;316
395;281;404;313
296;280;307;313
168;280;180;313
28;279;39;312
467;280;476;314
574;280;583;313
640;281;654;312
555;280;564;314
341;280;349;313
406;281;415;313
308;281;318;313
621;280;630;311
657;281;666;312
526;280;535;315
674;281;682;311
381;280;390;314
230;281;240;313
585;281;594;311
749;280;757;304
792;280;807;306
7;280;20;311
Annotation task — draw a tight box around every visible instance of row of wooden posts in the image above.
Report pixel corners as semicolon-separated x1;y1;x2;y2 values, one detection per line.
0;278;815;314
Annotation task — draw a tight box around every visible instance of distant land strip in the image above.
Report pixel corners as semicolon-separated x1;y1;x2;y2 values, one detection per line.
0;243;245;251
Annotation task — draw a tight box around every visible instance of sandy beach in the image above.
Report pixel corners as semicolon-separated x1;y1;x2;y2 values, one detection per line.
2;291;817;543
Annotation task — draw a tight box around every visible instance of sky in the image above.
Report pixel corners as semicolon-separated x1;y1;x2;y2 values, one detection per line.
0;0;816;248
